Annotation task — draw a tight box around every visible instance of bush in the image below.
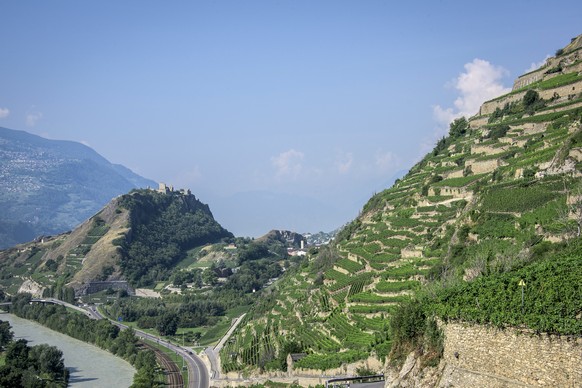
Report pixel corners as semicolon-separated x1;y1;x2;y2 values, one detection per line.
523;90;540;107
449;117;469;138
487;124;510;140
390;301;425;347
355;366;377;376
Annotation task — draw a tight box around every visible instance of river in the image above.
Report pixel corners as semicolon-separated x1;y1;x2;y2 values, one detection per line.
0;313;135;387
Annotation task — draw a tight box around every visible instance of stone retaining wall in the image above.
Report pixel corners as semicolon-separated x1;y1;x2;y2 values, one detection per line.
82;280;135;295
466;158;504;174
441;322;582;387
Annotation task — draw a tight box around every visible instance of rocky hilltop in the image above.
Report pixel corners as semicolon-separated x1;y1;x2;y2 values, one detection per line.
256;230;306;249
0;187;232;297
0;127;156;248
218;34;582;386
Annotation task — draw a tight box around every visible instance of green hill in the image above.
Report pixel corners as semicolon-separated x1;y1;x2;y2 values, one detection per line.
0;188;233;296
220;34;582;374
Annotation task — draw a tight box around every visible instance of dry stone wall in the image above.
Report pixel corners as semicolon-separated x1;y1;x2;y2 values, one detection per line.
443;169;464;179
470;143;509;156
538;80;582;101
466;158;504;174
480;92;526;116
480;78;582;117
440;322;582;387
513;68;546;90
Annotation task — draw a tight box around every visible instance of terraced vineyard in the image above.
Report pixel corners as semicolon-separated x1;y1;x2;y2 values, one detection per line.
65;217;110;274
220;38;582;374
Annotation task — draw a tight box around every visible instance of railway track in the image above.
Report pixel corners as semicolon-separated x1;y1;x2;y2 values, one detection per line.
141;341;184;388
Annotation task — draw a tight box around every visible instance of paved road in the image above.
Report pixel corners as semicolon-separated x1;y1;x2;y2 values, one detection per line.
37;301;210;388
214;313;246;352
31;298;96;318
205;313;246;379
88;305;209;388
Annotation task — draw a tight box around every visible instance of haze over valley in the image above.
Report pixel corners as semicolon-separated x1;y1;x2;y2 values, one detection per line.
2;2;581;239
1;3;581;388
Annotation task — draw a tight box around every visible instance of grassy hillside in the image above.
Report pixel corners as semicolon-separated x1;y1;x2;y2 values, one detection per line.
220;36;582;373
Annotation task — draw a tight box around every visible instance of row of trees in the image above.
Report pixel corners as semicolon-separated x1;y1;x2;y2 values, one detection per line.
8;293;160;387
111;296;226;335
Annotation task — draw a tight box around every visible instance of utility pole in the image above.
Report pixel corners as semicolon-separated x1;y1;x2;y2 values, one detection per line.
182;332;185;370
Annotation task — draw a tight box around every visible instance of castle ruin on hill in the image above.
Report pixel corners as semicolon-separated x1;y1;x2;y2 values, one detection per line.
152;182;192;195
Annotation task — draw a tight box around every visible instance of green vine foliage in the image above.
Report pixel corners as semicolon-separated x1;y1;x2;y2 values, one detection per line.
429;242;582;335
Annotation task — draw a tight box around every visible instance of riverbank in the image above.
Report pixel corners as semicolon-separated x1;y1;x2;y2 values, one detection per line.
1;312;135;388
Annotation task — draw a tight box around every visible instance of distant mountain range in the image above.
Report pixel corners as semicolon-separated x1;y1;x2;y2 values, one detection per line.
0;127;156;248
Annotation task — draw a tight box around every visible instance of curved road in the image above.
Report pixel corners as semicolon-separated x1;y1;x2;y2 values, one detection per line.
205;313;246;379
37;299;209;388
88;305;209;388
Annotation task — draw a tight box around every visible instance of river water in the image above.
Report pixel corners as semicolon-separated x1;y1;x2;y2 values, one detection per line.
0;313;135;387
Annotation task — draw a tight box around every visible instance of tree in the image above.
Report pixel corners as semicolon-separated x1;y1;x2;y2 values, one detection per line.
63;287;76;304
202;266;218;286
21;369;46;388
523;90;540;108
5;339;30;370
28;343;66;382
449;117;469;138
0;320;13;350
131;367;156;388
432;136;447;156
134;350;157;371
156;313;178;336
0;365;22;388
44;259;58;272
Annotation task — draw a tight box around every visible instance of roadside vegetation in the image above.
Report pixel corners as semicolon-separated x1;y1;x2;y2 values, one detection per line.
6;294;160;388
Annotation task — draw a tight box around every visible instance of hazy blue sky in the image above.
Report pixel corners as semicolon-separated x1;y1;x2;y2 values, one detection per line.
1;1;581;236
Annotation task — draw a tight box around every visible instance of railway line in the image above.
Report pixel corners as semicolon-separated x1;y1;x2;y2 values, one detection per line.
28;299;209;388
141;341;184;388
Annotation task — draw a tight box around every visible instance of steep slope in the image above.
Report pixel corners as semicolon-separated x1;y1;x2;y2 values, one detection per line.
221;34;582;376
0;188;233;296
0;127;156;248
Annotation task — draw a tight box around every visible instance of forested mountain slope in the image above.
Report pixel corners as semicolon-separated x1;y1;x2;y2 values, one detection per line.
221;34;582;374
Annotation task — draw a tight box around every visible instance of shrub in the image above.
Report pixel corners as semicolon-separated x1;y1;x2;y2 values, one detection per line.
449;117;469;138
523;90;540;107
355;366;377;376
488;124;510;140
390;301;425;347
